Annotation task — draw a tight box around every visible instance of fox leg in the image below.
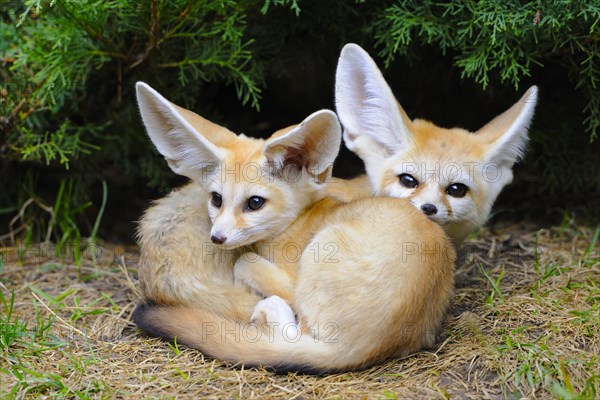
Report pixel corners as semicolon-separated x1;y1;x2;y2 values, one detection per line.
233;253;294;302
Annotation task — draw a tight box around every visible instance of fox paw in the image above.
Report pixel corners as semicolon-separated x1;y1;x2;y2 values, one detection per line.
233;252;260;290
251;296;298;338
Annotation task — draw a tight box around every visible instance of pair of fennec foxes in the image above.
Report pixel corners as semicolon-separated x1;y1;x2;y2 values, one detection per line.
132;44;538;373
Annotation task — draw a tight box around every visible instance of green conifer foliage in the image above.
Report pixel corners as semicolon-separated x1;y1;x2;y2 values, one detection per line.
1;1;598;241
373;1;599;141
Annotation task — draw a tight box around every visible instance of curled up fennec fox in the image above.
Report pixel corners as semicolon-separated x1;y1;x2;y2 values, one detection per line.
133;82;455;374
328;44;538;245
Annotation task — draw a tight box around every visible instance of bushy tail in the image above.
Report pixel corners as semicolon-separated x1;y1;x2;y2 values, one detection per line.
133;302;371;374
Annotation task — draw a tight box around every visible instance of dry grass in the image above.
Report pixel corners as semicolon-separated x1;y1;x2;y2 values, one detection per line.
1;221;598;399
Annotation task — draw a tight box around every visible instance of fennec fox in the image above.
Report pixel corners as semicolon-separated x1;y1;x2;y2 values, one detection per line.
133;82;455;374
329;44;538;245
134;82;341;321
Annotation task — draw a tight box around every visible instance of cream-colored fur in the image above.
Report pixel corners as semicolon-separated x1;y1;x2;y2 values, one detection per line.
135;82;339;320
133;82;455;374
329;44;538;245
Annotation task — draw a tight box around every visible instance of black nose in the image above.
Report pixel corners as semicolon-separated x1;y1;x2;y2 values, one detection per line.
211;235;226;244
420;203;438;216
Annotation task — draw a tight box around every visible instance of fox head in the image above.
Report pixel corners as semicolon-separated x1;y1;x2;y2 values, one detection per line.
335;44;538;244
136;82;341;249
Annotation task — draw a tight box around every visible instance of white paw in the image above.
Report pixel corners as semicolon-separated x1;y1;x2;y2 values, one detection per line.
251;295;297;326
233;254;254;289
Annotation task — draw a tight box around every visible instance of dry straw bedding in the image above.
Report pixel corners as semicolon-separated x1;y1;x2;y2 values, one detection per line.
1;222;598;399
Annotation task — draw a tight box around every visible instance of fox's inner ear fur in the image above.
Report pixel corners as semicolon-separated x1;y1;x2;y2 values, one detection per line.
136;82;227;180
264;110;341;183
335;43;412;158
476;86;538;168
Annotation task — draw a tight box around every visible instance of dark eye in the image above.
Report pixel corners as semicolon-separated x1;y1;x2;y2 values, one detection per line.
246;196;266;211
398;174;419;189
446;183;468;198
211;192;222;208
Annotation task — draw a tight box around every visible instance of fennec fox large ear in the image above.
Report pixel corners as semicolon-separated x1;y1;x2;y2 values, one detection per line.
136;82;228;180
476;86;538;168
335;43;412;161
264;110;341;183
